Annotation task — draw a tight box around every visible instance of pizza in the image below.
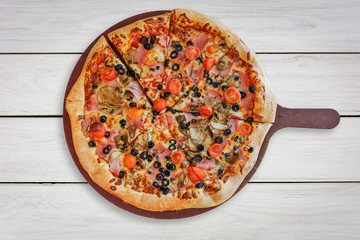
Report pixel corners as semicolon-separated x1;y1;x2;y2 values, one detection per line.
65;9;277;212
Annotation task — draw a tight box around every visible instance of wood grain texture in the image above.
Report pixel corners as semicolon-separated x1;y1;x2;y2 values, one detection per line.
0;117;358;182
0;184;359;239
0;0;359;53
0;54;359;115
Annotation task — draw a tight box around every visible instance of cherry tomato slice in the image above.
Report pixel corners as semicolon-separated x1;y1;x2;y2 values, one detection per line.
127;108;143;121
101;67;116;81
154;99;166;112
206;45;218;54
224;87;241;104
89;122;106;138
237;122;252;136
185;46;200;61
167;78;182;94
188;165;206;183
171;151;185;164
208;143;223;158
203;57;216;71
199;105;213;117
123;154;136;168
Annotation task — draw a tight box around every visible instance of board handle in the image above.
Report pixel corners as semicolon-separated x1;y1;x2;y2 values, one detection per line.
274;105;340;130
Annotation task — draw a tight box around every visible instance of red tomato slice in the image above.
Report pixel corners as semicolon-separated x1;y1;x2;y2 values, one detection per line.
208;143;223;158
101;67;116;81
188;165;206;183
237;122;252;136
123;154;136;168
203;57;216;71
199;105;213;117
171;151;185;164
127;108;143;121
185;46;200;61
167;78;182;94
89;122;106;138
154;99;166;112
224;87;241;104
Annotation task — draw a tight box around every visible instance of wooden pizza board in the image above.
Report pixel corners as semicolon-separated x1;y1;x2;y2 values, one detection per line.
63;10;340;219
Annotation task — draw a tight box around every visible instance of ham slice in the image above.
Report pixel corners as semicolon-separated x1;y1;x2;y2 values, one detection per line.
126;81;145;100
242;93;254;111
159;35;168;47
237;70;250;90
134;44;147;66
150;62;165;79
197;158;216;170
186;65;204;85
228;119;239;133
86;95;99;112
154;143;172;161
159;113;173;129
192;33;208;51
206;88;223;102
101;78;119;87
96;141;116;161
109;157;121;176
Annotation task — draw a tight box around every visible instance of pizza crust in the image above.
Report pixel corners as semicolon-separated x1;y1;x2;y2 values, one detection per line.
172;9;240;48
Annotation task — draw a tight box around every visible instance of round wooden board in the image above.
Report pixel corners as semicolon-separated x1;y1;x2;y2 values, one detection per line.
63;10;340;219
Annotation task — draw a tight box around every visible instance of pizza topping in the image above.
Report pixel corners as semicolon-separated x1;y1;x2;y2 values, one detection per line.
224;87;241;104
172;63;180;71
174;44;183;52
247;147;254;153
197;158;216;170
249;85;256;93
140;36;149;45
99;115;107;123
171;151;185;164
89;122;106;138
186;41;194;46
127;108;143;121
123;154;136;168
206;44;218;54
208;143;222;158
203;57;216;71
150;35;156;44
170;50;178;59
127;81;145;100
101;67;116;81
88;141;96;147
237;122;252;136
185;46;200;61
134;44;147;66
188;165;206;183
216;59;229;72
199;105;213;117
215;136;223;144
154;98;166;112
167;78;182;94
192;33;208;51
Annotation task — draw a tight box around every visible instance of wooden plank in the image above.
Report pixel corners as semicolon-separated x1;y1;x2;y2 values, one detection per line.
0;183;359;239
0;0;359;53
0;117;359;182
0;54;359;115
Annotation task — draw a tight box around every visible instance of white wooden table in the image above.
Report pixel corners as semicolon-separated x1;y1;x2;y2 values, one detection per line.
1;0;359;239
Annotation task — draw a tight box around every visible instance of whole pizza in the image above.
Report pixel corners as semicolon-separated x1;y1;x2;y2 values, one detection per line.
65;9;277;211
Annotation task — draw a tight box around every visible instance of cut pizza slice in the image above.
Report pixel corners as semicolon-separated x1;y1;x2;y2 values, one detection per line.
108;13;170;103
161;9;240;108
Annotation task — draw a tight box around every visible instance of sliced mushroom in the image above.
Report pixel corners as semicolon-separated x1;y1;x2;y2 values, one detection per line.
123;49;136;64
97;86;123;105
108;151;121;164
204;96;216;107
216;59;228;71
114;129;129;148
189;102;203;112
128;125;137;139
175;114;186;123
226;148;241;164
189;128;206;145
226;74;241;88
117;75;131;88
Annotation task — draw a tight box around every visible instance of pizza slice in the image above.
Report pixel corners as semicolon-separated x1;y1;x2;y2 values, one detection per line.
160;9;240;108
108;13;170;103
